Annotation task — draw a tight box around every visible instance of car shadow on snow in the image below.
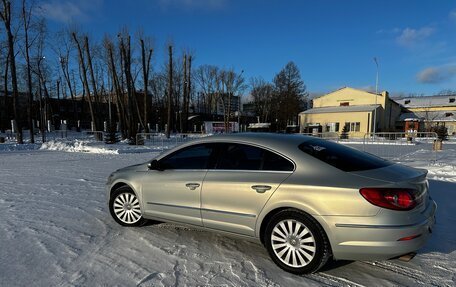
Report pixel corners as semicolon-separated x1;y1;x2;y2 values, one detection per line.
418;179;456;256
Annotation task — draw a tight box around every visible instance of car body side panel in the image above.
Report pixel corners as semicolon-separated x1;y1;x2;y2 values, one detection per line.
201;170;292;236
319;199;437;260
140;169;207;226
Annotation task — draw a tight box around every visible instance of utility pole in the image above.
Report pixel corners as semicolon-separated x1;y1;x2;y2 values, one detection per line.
373;57;379;134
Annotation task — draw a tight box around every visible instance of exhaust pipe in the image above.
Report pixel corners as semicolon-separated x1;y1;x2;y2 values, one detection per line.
397;252;416;262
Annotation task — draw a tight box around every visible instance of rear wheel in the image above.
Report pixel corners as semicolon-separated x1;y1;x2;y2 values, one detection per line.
109;186;145;226
264;209;331;274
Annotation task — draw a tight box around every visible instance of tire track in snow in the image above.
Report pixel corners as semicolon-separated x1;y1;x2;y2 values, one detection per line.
306;272;367;287
360;261;444;287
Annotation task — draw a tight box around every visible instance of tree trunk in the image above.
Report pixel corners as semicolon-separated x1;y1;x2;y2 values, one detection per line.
182;55;188;133
140;39;153;134
2;42;9;133
60;56;79;129
84;36;100;116
166;45;173;138
22;0;34;143
107;44;127;139
2;0;23;143
185;55;192;133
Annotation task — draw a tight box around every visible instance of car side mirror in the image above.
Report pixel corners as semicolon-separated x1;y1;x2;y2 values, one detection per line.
148;159;163;171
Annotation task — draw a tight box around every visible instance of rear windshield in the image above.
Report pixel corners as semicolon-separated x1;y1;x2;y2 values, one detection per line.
298;139;392;172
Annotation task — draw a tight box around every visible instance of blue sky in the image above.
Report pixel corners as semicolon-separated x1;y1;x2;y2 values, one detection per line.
38;0;456;96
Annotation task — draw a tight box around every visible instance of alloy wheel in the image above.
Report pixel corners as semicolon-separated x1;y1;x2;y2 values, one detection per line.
113;192;142;224
270;219;316;268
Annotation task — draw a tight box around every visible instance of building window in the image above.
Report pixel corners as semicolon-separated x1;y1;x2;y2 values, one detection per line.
350;122;360;132
450;98;455;103
326;123;339;132
345;122;360;132
340;102;349;106
405;100;411;104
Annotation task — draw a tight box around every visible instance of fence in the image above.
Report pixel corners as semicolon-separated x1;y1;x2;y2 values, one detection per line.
135;133;209;150
299;132;340;141
299;132;439;163
360;132;438;162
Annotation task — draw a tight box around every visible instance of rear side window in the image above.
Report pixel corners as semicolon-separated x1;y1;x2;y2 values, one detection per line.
299;139;391;172
263;150;294;171
217;143;294;171
218;144;263;170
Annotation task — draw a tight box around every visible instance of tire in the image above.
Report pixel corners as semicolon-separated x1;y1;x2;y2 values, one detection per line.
109;186;145;227
264;209;331;274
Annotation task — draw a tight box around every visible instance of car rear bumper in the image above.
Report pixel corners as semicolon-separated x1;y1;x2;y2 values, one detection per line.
320;199;437;261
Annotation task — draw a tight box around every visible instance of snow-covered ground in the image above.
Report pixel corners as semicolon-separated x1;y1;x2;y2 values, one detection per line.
0;138;455;286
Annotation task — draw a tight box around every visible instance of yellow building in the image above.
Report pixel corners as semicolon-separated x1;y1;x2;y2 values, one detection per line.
299;87;402;135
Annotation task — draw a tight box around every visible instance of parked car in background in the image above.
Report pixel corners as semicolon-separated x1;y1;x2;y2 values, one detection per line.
106;133;436;274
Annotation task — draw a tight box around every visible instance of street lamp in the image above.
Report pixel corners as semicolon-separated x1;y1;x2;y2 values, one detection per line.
373;57;379;134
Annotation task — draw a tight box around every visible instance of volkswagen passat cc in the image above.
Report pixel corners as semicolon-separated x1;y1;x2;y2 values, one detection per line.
106;133;436;274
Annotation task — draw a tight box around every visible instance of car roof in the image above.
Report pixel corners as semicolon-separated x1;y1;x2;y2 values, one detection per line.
170;133;314;158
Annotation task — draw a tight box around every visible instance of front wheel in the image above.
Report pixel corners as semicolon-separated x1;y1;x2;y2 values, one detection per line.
264;209;331;274
109;186;145;226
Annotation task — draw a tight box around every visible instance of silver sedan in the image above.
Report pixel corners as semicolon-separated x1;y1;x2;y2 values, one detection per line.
106;133;436;274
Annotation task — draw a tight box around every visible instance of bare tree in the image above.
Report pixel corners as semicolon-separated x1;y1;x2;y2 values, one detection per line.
194;64;219;115
56;30;79;129
119;31;144;141
72;31;99;132
220;68;245;132
104;36;127;139
140;37;153;133
250;77;274;123
1;0;23;143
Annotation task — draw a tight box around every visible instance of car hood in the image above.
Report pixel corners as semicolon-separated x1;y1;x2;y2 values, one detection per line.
349;163;427;183
117;162;148;173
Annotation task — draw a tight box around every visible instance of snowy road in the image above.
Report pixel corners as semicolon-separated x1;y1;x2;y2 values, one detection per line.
0;149;455;286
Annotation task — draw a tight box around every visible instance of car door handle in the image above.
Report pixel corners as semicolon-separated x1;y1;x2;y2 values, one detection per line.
185;183;200;190
251;185;272;193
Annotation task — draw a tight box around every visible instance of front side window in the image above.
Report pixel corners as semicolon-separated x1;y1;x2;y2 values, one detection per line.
160;144;216;169
217;143;294;171
299;139;391;172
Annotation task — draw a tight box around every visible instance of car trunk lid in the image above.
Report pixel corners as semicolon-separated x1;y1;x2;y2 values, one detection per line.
350;164;429;212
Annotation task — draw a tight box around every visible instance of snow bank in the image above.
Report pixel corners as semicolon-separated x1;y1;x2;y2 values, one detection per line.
40;140;120;154
401;148;456;182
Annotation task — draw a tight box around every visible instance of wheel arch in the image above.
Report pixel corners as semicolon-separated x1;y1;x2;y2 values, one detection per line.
110;181;138;199
257;206;333;251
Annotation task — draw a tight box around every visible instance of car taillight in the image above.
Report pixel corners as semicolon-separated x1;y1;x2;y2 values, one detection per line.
359;188;418;211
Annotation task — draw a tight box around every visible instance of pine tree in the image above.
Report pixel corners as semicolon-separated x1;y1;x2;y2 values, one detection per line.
433;125;448;141
340;124;349;140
